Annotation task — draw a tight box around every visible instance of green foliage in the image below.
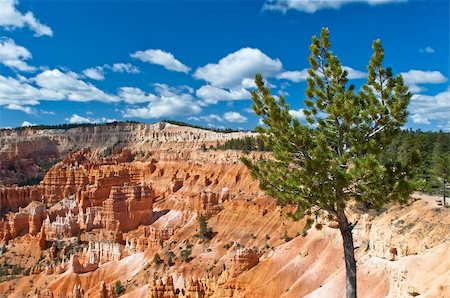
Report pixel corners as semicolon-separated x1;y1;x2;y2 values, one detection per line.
197;214;213;239
282;231;292;242
114;280;125;296
23;267;31;276
153;253;161;265
165;250;176;266
17;177;42;187
180;248;192;263
243;27;415;298
11;265;22;275
0;120;140;132
223;241;234;250
382;130;449;196
162;119;239;133
102;146;114;157
243;27;415;222
215;136;272;152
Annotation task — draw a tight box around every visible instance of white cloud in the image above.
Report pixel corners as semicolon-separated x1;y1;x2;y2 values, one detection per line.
82;63;139;80
5;103;35;114
400;70;447;85
200;114;224;122
0;0;53;36
207;123;226;130
34;69;118;102
400;70;447;93
0;38;35;72
196;85;250;104
342;66;366;79
194;48;282;89
118;87;157;104
0;74;59;106
411;113;430;125
67;114;91;124
83;67;105;81
241;78;257;89
223;111;248;123
419;46;435;54
21;120;35;127
409;88;450;129
131;49;190;73
277;66;365;82
276;69;309;82
0;70;119;107
123;84;202;119
263;0;406;13
289;108;306;120
66;114;116;124
110;63;140;74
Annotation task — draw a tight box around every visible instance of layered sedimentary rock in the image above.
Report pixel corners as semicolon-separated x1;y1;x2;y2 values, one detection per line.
229;248;260;277
0;122;255;186
0;185;43;213
0;123;449;298
99;184;154;232
0;201;47;242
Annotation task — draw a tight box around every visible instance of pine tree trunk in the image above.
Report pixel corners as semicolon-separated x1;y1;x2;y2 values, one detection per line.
337;209;357;298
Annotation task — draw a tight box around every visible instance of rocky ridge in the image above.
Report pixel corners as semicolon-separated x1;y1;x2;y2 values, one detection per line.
0;122;448;298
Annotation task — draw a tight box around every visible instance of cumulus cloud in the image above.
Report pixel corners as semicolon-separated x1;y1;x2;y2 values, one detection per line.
409;88;450;129
401;70;447;85
342;66;366;79
21;120;35;127
0;69;122;108
223;111;248;123
110;63;140;74
276;69;309;82
66;114;116;124
196;85;250;104
34;69;118;102
263;0;406;13
82;63;139;80
400;70;447;93
5;103;35;114
0;74;57;106
419;46;435;54
411;114;430;125
83;67;105;81
289;108;306;120
118;87;157;104
131;49;190;73
0;0;53;36
277;66;365;82
199;114;224;123
123;84;202;119
194;48;282;89
0;38;35;72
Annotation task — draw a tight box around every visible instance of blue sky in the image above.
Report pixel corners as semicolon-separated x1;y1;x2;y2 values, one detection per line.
0;0;448;131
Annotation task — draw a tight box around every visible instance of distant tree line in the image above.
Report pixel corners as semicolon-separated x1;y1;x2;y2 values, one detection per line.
213;130;448;198
1;119;244;134
162;120;242;133
0;121;140;132
382;130;449;199
214;136;272;152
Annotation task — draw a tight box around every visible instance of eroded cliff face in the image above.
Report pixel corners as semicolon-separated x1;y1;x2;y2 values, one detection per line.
0;122;255;186
0;123;448;298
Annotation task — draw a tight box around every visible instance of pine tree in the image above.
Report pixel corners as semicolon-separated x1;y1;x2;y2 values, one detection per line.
242;28;415;298
432;140;449;206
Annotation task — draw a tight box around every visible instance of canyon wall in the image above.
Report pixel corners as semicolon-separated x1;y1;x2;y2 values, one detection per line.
0;122;448;298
